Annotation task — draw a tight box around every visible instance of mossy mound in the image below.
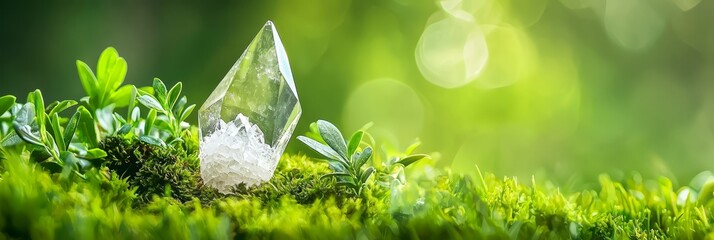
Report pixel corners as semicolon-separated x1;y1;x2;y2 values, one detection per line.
101;136;219;205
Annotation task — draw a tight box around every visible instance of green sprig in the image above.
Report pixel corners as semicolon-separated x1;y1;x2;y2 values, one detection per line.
298;120;376;196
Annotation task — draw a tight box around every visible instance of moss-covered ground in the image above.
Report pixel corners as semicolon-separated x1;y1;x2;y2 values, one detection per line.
0;133;713;240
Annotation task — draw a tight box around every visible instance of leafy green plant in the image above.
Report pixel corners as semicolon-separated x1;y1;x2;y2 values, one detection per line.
76;47;132;112
75;47;157;139
133;78;196;146
299;120;429;196
0;47;201;180
373;140;429;187
9;90;106;178
72;48;196;148
0;95;16;138
298;120;375;196
0;95;14;116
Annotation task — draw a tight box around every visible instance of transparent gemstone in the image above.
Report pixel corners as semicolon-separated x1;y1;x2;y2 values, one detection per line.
198;21;301;193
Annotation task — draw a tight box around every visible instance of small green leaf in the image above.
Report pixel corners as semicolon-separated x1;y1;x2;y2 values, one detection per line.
359;122;374;131
9;103;20;115
172;96;187;116
127;86;138;119
95;105;115;133
145;109;157;135
180;104;195;122
0;95;16;114
305;122;325;143
14;103;35;126
97;47;119;81
354;147;372;169
138;95;164;112
49;113;66;151
1;131;23;147
43;135;60;159
361;167;375;183
116;124;133;135
130;107;141;122
297;136;343;161
396;154;429;167
336;179;358;189
167;137;184;146
77;106;98;148
396;167;406;184
317;120;348;161
64;111;80;148
404;140;422;155
107;57;127;91
76;60;98;97
82;148;107;160
30;149;52;162
40;161;63;173
109;85;133;108
698;180;714;204
60;151;79;179
138;86;154;96
153;78;168;106
347;130;364;157
13;123;43;146
139;135;165;147
112;112;127;124
167;82;182;109
328;161;348;173
45;101;58;113
48;100;77;117
98;56;126;106
31;90;45;130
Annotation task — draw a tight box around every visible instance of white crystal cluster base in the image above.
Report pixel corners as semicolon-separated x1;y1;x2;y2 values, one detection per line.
199;114;276;193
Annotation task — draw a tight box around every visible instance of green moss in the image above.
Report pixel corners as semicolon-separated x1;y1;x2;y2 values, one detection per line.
101;136;220;205
2;137;714;239
231;155;344;205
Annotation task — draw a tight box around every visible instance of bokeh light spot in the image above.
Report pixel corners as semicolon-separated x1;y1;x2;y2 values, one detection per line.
416;17;488;88
672;0;701;11
342;79;424;148
439;0;503;24
604;0;665;50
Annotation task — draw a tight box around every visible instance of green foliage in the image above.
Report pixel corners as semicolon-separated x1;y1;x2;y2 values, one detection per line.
73;48;193;149
76;47;131;111
6;90;106;179
298;120;377;196
0;95;14;116
0;47;199;180
372;140;430;187
299;120;428;197
133;78;196;147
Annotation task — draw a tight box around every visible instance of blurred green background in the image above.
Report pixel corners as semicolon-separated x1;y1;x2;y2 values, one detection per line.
1;0;713;185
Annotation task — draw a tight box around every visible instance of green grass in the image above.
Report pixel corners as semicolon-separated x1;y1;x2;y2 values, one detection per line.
1;133;714;239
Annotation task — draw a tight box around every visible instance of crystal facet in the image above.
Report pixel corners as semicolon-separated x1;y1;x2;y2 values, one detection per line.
198;21;301;193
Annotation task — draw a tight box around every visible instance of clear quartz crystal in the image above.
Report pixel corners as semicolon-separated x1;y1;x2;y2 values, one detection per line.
198;21;301;193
